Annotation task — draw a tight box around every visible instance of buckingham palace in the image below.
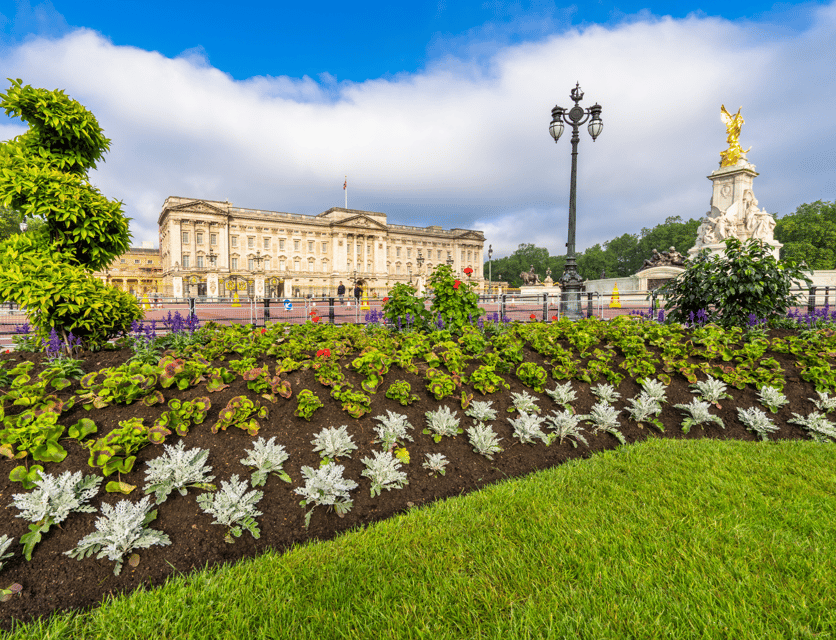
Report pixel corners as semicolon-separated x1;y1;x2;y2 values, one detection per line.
159;197;486;298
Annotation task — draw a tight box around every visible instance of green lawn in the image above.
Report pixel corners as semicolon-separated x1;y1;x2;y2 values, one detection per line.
5;438;835;640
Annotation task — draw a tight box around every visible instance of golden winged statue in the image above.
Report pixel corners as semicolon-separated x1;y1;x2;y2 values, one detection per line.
719;105;752;167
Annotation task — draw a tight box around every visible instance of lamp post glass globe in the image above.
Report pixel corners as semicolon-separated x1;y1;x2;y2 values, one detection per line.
19;221;27;233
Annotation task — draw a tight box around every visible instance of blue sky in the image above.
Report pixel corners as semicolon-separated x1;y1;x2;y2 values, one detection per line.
1;0;835;259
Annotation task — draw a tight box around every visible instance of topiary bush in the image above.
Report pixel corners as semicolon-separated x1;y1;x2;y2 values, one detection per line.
427;264;485;335
657;237;812;328
0;78;141;349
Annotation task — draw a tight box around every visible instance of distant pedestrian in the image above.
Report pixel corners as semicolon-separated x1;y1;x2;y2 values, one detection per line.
337;281;346;305
353;283;361;305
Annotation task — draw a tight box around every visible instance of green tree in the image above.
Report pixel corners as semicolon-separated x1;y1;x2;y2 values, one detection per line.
775;200;836;269
636;216;700;268
0;78;141;348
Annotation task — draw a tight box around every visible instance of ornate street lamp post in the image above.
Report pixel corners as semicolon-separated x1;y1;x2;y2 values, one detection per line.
488;244;493;293
549;82;603;319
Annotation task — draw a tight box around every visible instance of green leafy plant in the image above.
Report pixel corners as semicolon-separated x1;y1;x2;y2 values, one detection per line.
380;282;432;331
427;264;485;335
149;397;211;443
213;396;268;436
205;367;235;393
0;79;142;348
87;417;150;476
159;355;209;391
8;463;43;489
0;410;67;463
76;362;161;409
385;380;419;406
657;237;813;328
515;362;549;393
351;347;393;393
294;389;324;421
469;364;510;395
330;383;372;419
425;367;459;401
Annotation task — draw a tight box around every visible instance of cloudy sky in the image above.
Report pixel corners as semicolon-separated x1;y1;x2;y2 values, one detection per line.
1;0;834;260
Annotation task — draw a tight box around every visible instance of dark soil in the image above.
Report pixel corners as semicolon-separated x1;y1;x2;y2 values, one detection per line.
0;327;829;631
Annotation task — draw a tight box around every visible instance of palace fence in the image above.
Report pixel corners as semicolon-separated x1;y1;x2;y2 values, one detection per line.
0;286;833;349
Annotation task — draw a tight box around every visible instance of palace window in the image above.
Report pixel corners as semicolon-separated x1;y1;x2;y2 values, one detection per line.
322;242;328;252
396;264;401;274
367;244;371;254
182;255;190;268
279;239;285;250
396;247;401;258
248;237;254;249
308;240;314;252
121;259;126;263
407;248;411;258
437;250;442;260
196;232;203;244
231;236;238;248
248;259;254;271
294;258;301;270
264;238;270;250
182;231;189;244
134;259;140;264
197;256;204;268
231;257;238;270
279;258;285;270
210;233;217;245
294;239;300;251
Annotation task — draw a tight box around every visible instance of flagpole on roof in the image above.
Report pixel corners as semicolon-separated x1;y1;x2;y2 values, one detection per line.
344;176;347;209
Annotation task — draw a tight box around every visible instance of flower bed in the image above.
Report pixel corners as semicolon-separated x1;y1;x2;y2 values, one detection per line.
0;316;834;628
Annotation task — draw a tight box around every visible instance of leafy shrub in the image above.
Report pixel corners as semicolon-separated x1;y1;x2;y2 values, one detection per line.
673;399;724;433
87;417;149;476
464;400;498;423
424;367;459;401
508;391;540;414
544;410;589;448
212;396;268;436
580;402;626;444
427;264;485;335
197;475;263;544
788;411;836;442
64;495;171;575
422;453;449;476
294;389;324;420
150;397;211;443
545;382;577;410
330;383;372;419
736;406;779;441
657;237;812;328
0;79;141;347
624;393;664;432
381;282;432;331
516;362;549;393
1;410;67;463
507;411;551;445
757;386;788;414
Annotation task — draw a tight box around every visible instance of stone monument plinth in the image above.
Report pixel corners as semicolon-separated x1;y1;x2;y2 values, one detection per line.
690;105;781;260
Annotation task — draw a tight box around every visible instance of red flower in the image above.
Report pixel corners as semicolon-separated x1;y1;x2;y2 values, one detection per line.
382;297;389;303
551;315;558;321
4;350;8;354
530;314;536;320
316;348;331;357
463;267;473;275
261;328;266;334
312;316;321;323
453;280;461;289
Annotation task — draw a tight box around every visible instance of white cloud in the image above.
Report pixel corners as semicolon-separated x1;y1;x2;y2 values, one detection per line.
0;3;835;259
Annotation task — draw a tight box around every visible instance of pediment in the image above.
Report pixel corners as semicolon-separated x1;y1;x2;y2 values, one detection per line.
168;200;228;215
333;214;388;231
454;230;485;241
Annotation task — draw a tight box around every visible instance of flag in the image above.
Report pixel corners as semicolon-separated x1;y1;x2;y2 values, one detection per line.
343;178;347;190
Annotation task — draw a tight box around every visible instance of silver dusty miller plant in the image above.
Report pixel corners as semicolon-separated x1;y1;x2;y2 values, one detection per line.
639;378;668;404
240;436;291;486
11;470;101;561
295;462;359;528
361;450;409;498
466;420;503;460
788;411;836;443
674;398;725;434
623;392;664;432
464;400;498;423
545;381;577;411
311;425;358;461
580;401;626;444
508;391;540;414
809;391;836;414
196;474;263;543
544;409;589;448
736;406;779;441
757;386;788;414
424;405;463;442
0;535;14;572
590;383;621;405
372;410;414;450
64;495;171;576
143;441;216;504
690;375;732;406
507;411;551;445
422;452;450;476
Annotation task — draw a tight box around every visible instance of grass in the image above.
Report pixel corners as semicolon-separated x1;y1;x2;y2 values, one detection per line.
4;437;835;639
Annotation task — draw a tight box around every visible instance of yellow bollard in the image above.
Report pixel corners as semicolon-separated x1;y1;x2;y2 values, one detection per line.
609;283;621;309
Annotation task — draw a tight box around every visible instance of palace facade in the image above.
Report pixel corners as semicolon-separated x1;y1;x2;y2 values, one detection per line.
95;242;163;296
158;197;486;298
